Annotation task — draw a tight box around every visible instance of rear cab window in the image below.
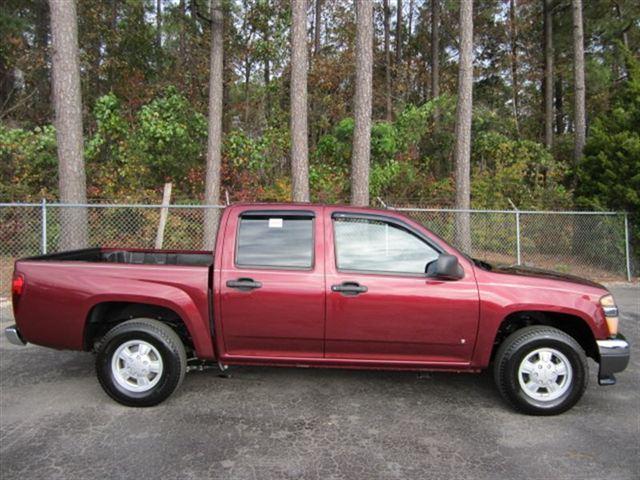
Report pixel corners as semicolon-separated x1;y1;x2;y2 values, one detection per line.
235;212;314;269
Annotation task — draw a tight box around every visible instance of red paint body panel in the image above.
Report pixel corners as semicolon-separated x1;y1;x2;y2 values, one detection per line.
323;206;479;363
217;205;326;358
470;267;610;367
13;261;213;358
11;203;612;372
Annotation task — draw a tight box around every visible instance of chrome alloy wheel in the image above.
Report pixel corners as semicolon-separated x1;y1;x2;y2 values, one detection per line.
111;340;164;393
517;347;573;402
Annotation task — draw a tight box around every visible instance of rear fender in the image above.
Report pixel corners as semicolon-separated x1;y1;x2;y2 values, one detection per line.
85;285;214;359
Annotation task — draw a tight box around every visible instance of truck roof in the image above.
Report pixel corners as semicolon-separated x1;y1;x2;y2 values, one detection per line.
229;202;388;212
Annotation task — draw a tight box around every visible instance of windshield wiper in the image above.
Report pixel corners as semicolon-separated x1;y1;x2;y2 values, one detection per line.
471;258;493;270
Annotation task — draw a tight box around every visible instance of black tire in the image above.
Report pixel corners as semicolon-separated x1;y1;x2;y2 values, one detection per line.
493;326;588;415
96;318;187;407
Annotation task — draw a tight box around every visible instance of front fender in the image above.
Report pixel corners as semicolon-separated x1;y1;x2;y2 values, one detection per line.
471;280;608;368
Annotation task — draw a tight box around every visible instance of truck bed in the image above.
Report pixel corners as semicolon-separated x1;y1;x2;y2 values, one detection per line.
27;247;212;267
14;247;214;356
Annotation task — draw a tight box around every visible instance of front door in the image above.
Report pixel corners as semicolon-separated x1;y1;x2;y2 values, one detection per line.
324;212;479;364
219;207;325;358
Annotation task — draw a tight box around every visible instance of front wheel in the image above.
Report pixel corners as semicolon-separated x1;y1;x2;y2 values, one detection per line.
96;318;187;407
493;326;588;415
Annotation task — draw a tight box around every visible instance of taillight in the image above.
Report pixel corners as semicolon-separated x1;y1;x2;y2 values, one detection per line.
12;274;24;297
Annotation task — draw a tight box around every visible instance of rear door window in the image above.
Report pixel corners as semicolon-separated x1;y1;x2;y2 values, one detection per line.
236;215;313;269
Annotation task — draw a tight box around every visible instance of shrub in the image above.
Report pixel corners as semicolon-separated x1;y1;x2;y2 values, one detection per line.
0;124;57;199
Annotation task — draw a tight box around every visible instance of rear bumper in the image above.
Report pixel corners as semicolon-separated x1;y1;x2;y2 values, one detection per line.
597;334;630;386
4;325;26;346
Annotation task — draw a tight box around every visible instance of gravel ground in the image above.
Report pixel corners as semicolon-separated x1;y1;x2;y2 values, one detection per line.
0;284;638;480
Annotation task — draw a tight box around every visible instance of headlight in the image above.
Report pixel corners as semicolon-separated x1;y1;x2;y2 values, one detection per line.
600;294;619;336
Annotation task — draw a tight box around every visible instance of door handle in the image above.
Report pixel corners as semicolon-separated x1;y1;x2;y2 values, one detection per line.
226;278;262;291
331;282;368;296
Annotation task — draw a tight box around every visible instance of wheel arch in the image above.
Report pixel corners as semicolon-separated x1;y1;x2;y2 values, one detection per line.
84;301;193;353
490;310;599;362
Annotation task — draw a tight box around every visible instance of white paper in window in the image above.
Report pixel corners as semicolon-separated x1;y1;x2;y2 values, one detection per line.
268;218;283;228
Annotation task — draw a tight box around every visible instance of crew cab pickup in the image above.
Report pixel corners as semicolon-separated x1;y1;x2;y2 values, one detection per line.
7;204;630;414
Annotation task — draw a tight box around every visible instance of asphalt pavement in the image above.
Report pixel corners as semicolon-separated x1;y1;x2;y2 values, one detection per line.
0;284;638;480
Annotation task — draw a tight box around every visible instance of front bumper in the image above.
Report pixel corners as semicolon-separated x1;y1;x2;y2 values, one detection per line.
597;334;630;386
4;324;26;346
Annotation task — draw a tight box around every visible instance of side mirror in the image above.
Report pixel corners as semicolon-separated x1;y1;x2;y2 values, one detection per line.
426;254;464;280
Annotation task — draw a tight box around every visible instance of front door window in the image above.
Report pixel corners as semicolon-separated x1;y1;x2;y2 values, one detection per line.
333;217;439;275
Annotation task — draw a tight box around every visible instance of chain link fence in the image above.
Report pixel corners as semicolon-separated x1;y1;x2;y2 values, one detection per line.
0;202;634;292
393;206;634;282
0;202;224;291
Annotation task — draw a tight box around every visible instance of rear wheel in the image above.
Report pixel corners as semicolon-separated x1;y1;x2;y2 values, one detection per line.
96;318;187;407
493;326;588;415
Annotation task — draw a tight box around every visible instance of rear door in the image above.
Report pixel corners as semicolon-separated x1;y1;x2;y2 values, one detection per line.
218;207;325;358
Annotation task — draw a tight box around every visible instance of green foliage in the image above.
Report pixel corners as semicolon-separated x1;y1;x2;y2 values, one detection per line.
370;159;402;197
315;99;446;170
310;96;570;208
371;122;398;161
394;97;451;151
575;50;640;252
224;126;290;179
86;93;128;164
309;162;348;203
575;52;640;215
0;124;57;199
471;131;571;210
222;126;291;201
2;0;638;221
136;86;207;183
84;88;207;198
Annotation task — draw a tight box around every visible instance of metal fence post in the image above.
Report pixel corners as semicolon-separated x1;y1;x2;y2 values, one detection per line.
624;213;632;281
515;210;521;265
41;198;47;254
508;199;521;265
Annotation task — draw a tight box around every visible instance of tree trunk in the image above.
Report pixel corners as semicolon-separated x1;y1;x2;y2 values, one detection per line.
35;1;50;49
314;0;322;56
613;1;629;50
408;0;413;38
351;0;373;207
86;3;103;99
222;5;231;134
395;0;402;67
555;74;564;134
431;0;440;114
404;0;414;105
509;0;520;135
572;0;586;169
0;53;10;112
613;1;630;75
49;0;88;250
203;0;224;249
543;0;553;149
156;0;162;48
383;0;392;121
291;0;310;202
179;0;186;67
244;59;251;124
35;0;50;109
453;0;473;253
107;0;118;86
264;57;270;120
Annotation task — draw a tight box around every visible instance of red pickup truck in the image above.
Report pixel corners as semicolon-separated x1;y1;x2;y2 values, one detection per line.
7;203;630;414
